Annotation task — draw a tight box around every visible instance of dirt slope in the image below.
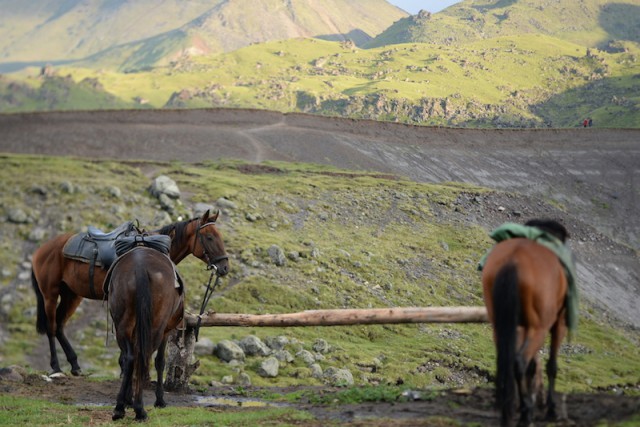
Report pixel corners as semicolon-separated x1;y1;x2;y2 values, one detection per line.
1;109;639;327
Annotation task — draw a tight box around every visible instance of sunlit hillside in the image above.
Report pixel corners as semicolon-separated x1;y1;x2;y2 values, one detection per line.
2;35;639;128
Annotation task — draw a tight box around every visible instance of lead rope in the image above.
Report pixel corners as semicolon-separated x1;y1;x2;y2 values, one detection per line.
103;283;112;347
195;270;220;341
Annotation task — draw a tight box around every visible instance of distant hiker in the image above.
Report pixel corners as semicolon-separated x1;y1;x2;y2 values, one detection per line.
583;119;588;128
588;118;593;127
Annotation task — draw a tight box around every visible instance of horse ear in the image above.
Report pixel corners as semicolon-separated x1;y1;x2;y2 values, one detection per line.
211;209;220;222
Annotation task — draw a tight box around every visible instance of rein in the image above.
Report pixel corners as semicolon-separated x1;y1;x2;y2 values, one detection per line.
195;271;221;341
192;219;228;341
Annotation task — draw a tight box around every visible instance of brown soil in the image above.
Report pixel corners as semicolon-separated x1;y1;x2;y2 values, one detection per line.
1;373;639;426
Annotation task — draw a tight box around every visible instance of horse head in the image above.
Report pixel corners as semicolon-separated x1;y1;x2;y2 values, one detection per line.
525;219;569;243
193;209;230;276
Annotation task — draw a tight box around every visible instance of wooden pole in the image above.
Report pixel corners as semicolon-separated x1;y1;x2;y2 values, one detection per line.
185;306;488;328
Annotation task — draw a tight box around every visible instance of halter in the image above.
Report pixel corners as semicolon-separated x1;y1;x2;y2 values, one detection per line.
193;220;229;272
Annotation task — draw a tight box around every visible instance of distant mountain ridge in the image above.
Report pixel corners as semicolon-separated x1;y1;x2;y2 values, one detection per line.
0;0;407;71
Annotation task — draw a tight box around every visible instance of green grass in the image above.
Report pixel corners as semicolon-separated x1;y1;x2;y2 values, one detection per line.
0;394;315;426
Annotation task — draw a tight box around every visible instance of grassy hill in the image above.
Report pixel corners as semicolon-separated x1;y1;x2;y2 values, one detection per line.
2;35;639;127
1;154;639;392
366;0;640;49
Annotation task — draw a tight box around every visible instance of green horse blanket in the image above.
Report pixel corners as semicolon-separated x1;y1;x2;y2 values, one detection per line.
478;223;578;334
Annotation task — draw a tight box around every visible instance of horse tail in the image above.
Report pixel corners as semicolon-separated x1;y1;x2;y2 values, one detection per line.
31;269;48;335
134;264;152;389
492;262;520;426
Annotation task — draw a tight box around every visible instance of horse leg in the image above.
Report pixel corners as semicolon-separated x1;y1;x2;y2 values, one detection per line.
132;376;148;421
55;292;83;375
514;348;533;427
154;338;168;408
545;321;567;421
132;351;149;422
42;294;63;374
533;354;546;411
114;350;134;406
113;340;133;421
516;331;546;427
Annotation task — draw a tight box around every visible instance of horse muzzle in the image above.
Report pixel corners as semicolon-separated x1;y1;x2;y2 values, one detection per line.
208;255;229;276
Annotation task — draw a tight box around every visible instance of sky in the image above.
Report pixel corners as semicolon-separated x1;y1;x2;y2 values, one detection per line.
388;0;462;14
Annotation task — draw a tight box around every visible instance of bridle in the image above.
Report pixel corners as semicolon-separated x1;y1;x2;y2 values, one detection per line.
193;219;229;273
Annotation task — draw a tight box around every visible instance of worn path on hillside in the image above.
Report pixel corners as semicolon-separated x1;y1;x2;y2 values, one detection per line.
1;109;639;327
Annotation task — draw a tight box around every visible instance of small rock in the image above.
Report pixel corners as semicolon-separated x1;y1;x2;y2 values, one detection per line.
194;337;215;356
312;339;331;354
216;197;237;210
257;357;279;378
238;372;252;386
323;367;354;386
0;367;23;382
60;181;75;194
296;350;315;366
273;350;294;363
265;336;289;351
150;175;180;199
7;208;28;224
238;335;271;357
215;340;245;362
268;245;286;266
310;363;323;379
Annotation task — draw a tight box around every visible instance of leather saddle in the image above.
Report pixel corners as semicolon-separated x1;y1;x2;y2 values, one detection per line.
62;221;138;270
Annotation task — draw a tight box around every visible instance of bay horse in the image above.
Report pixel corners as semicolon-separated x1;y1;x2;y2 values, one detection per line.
481;219;574;427
106;246;183;421
31;209;229;375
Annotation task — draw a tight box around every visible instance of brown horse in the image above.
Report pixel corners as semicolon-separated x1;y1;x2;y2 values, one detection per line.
31;209;229;375
106;246;183;421
481;219;572;427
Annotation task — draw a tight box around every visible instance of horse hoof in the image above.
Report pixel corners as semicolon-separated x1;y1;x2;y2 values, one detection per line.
71;369;82;377
112;410;125;421
154;400;167;408
135;412;148;422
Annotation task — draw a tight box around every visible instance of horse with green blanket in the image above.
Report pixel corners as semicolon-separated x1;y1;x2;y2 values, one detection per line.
479;219;578;427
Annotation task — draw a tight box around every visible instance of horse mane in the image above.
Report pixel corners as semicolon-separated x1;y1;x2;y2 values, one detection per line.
156;218;198;248
525;219;569;243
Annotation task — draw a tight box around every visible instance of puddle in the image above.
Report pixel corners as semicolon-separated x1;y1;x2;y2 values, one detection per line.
196;396;286;408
